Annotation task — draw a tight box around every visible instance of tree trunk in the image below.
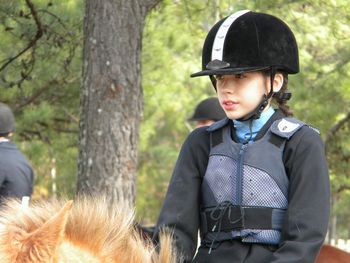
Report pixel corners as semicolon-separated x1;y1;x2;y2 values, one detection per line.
77;0;160;207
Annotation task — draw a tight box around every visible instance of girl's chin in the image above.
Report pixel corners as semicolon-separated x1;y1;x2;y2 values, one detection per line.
225;111;245;120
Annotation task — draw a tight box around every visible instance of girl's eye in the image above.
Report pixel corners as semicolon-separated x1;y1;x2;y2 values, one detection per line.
235;74;245;79
214;75;223;80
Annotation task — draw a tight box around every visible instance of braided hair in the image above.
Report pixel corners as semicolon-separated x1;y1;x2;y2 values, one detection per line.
273;73;293;117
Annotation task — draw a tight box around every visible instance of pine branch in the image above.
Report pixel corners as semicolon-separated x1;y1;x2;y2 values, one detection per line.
0;0;44;72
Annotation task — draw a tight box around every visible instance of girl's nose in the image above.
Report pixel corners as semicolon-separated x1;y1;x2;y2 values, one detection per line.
221;81;236;94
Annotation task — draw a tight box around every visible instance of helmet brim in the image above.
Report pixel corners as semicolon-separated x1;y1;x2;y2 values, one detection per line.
190;66;270;78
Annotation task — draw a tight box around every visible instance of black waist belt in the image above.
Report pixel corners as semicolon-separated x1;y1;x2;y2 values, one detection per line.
201;205;286;233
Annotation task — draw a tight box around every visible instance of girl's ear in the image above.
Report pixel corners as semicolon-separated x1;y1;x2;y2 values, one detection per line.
272;73;284;92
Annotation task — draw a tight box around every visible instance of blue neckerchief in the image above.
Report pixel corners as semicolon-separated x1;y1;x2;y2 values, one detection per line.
233;107;275;143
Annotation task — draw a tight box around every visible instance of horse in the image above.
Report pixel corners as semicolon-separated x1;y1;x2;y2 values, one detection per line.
0;196;176;263
316;244;350;263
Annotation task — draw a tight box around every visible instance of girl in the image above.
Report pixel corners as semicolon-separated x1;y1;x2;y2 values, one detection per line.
153;10;330;263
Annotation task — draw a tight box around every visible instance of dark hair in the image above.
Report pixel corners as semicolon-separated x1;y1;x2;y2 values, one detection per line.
263;71;293;117
274;73;293;117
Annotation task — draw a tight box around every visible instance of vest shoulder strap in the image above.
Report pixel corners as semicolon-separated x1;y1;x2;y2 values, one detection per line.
210;129;223;148
270;117;305;139
207;118;230;148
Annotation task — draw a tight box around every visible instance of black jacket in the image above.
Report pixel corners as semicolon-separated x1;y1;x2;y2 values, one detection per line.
153;111;330;263
0;141;34;199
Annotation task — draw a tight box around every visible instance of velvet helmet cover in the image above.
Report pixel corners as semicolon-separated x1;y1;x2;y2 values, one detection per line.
191;10;299;78
0;103;15;134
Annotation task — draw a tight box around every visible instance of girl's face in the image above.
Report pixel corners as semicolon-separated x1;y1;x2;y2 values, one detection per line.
216;71;269;120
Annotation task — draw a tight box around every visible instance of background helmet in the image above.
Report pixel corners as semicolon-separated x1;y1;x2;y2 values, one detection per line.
188;97;226;122
0;103;15;135
191;10;299;77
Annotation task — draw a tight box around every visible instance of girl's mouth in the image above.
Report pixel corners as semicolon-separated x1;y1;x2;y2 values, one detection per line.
222;100;239;111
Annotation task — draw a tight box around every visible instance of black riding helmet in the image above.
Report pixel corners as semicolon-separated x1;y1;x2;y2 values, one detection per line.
0;102;15;135
191;10;299;120
188;97;226;122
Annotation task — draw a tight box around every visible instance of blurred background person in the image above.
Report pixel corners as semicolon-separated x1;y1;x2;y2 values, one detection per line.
187;97;226;128
0;102;34;201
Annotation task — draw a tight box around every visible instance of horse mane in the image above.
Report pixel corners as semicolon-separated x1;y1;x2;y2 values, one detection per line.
0;196;176;263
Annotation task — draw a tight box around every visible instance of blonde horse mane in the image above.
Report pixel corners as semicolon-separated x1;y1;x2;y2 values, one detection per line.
0;196;176;263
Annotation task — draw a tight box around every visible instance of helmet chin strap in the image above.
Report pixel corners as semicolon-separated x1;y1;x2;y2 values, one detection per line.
237;67;276;122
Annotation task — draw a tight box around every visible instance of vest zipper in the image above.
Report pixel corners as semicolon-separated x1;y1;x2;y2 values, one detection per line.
236;142;248;205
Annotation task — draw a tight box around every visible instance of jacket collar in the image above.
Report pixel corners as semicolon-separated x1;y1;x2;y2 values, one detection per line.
206;110;287;141
206;117;230;132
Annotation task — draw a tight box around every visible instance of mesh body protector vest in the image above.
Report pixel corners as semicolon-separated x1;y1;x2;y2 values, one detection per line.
200;118;305;247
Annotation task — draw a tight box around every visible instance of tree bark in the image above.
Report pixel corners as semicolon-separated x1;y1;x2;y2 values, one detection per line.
77;0;160;207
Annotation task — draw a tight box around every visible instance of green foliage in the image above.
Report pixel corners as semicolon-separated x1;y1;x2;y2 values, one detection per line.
0;0;83;199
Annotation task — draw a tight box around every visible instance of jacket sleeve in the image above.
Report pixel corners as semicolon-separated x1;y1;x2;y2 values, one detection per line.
271;126;330;263
153;128;209;262
0;165;5;189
